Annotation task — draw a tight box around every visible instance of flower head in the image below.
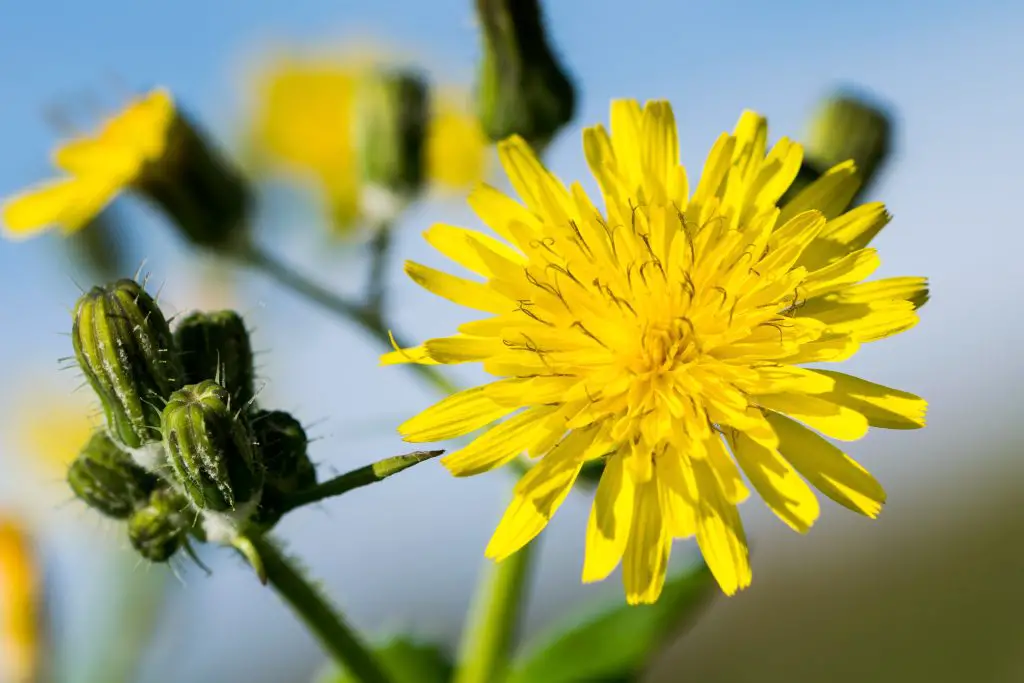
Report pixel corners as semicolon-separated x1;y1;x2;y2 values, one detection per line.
248;54;490;233
2;89;250;249
385;99;928;603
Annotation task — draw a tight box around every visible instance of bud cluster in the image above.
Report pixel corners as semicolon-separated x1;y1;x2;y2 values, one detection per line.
67;278;318;568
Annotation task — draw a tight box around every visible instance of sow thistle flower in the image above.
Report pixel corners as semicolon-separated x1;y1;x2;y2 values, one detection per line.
385;99;928;603
2;88;250;250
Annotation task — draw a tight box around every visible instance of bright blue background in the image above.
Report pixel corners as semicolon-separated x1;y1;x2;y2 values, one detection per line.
1;2;1023;682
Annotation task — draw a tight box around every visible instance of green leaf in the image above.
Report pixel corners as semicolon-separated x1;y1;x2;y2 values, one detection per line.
319;638;454;683
505;562;715;683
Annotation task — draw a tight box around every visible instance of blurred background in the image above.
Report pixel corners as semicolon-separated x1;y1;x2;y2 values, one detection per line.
1;1;1023;682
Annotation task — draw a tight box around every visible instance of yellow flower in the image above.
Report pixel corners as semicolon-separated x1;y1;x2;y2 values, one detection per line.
248;56;489;233
0;517;41;683
2;89;175;238
427;89;490;193
17;393;94;476
384;99;928;603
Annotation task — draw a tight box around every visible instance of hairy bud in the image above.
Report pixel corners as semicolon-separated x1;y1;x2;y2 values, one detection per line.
163;380;263;512
67;430;158;518
72;279;183;452
128;488;191;563
174;310;256;411
250;410;315;530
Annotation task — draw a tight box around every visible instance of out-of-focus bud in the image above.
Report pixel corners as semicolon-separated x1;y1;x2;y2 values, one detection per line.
162;380;262;512
475;0;576;150
135;100;253;252
67;430;158;519
250;410;315;531
357;69;429;219
253;410;315;494
784;91;894;205
64;210;130;284
72;279;183;454
128;488;191;563
174;310;256;411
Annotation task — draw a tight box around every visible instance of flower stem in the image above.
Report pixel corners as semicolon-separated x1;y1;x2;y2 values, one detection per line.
236;242;459;395
252;535;394;683
280;449;444;513
452;540;537;683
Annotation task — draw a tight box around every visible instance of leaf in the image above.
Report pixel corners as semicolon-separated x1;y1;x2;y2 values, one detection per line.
505;562;715;683
319;637;454;683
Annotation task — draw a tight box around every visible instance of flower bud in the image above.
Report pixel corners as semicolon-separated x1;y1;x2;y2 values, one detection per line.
162;380;262;512
475;0;576;150
174;310;256;411
128;488;191;563
253;410;315;494
72;279;183;452
785;91;894;205
67;430;158;519
357;69;429;218
135;106;253;252
250;410;315;531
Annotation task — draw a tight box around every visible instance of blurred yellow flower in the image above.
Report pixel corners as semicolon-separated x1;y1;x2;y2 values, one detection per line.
248;55;490;233
2;89;175;239
0;517;41;683
428;90;490;193
17;392;94;476
385;99;928;604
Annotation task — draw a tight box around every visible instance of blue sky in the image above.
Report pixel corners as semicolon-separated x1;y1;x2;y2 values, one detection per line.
1;1;1023;682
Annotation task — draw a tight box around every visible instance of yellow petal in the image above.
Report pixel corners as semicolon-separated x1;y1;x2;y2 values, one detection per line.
485;430;594;561
767;413;886;517
622;479;670;604
467;183;540;244
441;405;558;476
424;335;504;364
423;223;523;278
582;451;634;582
656;453;698;538
812;370;927;430
800;248;880;300
399;381;521;442
497;135;574;224
690;458;752;595
729;429;820;533
756;392;869;441
609;99;644;187
689;134;736;216
380;344;437;366
747;365;836;395
780;160;861;225
705;433;750;504
799;202;890;270
640;100;679;196
405;261;512;313
2;177;119;238
746;137;803;219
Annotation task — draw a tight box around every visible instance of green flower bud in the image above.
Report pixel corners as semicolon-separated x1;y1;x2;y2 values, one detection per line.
475;0;576;150
249;410;315;531
162;380;262;512
174;310;256;411
357;70;429;215
72;279;183;453
253;410;315;494
784;91;894;206
136;108;253;252
128;488;191;563
67;430;159;518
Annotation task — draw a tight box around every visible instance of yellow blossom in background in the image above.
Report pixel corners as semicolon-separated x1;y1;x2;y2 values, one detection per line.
385;99;928;604
250;57;364;229
247;53;490;234
2;90;174;239
0;517;41;683
427;89;490;193
16;392;94;477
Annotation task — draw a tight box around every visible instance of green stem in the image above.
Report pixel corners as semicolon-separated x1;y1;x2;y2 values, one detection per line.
252;535;394;683
281;449;444;513
236;242;459;395
453;544;537;683
366;223;393;311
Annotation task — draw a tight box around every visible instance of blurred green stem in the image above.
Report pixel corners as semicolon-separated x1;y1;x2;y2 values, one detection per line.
252;535;394;683
366;223;393;311
236;241;458;396
453;543;537;683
